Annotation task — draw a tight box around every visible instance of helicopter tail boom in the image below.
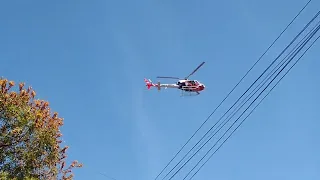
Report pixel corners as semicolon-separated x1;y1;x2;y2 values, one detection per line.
144;78;179;90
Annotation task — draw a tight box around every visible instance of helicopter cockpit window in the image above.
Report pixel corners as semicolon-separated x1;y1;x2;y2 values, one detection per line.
189;81;196;86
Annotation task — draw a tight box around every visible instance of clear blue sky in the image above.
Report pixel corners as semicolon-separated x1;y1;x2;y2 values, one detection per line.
1;0;319;179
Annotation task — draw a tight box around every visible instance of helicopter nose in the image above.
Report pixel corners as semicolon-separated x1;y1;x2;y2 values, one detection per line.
199;84;205;90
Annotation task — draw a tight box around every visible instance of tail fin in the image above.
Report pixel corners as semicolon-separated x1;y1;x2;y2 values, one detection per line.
144;78;154;89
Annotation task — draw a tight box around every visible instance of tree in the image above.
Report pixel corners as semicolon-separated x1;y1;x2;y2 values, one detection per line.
0;78;82;179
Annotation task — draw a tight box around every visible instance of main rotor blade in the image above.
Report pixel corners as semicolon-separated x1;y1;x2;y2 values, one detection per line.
185;61;205;79
157;76;180;79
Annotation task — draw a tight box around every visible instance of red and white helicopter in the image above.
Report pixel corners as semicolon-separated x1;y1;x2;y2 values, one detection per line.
144;62;206;95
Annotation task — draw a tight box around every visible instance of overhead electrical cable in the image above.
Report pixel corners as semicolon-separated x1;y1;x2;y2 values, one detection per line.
187;25;320;180
177;17;320;179
99;172;119;180
162;7;319;180
167;11;320;180
153;1;312;179
168;12;320;180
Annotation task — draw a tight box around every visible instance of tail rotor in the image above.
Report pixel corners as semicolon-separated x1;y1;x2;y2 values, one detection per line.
144;78;161;91
144;78;153;89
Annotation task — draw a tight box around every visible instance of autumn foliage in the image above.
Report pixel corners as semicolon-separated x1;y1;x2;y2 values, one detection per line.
0;78;82;179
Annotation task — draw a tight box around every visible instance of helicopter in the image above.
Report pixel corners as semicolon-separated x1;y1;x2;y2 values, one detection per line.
144;62;206;95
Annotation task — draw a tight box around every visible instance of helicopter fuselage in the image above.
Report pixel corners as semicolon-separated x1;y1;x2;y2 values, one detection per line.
176;79;205;92
145;61;206;95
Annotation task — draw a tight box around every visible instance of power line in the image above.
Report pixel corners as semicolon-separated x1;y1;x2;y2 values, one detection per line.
179;16;320;179
162;7;318;180
174;21;320;180
177;12;320;180
153;1;312;179
99;172;119;180
169;12;320;180
187;25;320;180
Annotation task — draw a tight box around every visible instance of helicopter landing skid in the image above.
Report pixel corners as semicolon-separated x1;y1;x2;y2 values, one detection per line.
180;90;200;97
